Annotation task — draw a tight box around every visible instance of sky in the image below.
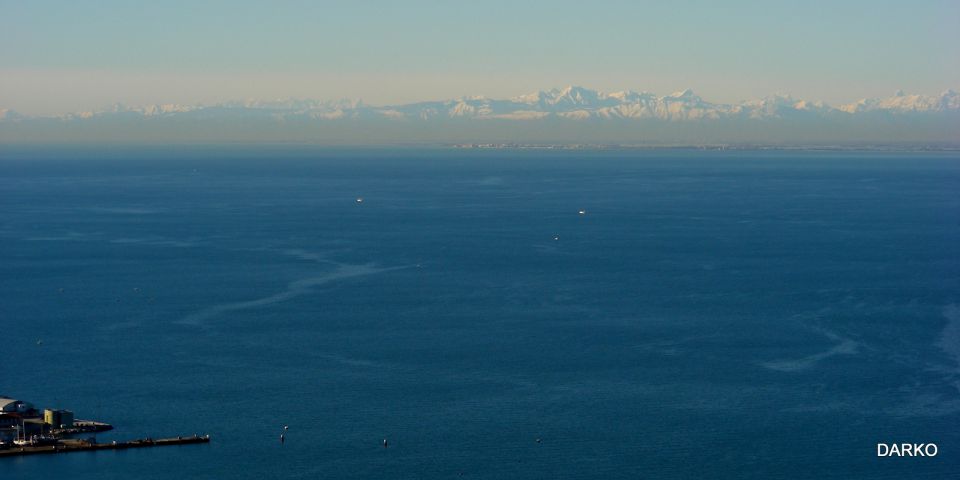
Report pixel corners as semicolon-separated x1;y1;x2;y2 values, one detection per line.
1;0;959;115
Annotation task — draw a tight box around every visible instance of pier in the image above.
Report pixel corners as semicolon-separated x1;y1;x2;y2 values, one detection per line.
0;435;210;457
51;420;113;436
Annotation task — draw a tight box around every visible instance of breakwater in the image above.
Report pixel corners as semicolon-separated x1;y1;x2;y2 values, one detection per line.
0;435;210;457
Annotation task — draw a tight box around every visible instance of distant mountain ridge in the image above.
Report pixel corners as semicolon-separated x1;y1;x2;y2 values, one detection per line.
2;87;958;144
3;86;958;123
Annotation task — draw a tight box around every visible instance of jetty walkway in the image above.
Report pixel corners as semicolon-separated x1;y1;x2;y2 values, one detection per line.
0;435;210;457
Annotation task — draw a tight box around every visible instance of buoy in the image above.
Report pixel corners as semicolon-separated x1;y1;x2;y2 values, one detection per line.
383;439;389;448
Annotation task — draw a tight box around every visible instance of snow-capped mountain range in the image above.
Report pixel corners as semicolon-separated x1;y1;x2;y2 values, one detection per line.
3;86;958;144
3;86;958;123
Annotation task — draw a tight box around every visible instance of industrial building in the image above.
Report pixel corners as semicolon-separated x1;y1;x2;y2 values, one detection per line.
43;409;74;429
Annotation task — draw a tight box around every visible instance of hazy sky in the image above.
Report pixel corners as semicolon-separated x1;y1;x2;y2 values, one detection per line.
2;0;958;115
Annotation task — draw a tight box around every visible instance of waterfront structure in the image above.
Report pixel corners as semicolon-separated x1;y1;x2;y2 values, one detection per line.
0;397;35;414
44;409;74;429
1;397;98;443
0;397;40;442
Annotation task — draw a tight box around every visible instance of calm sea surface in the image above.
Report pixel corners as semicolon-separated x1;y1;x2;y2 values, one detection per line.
1;148;958;479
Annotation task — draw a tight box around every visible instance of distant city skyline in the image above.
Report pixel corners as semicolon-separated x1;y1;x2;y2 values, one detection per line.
2;0;958;116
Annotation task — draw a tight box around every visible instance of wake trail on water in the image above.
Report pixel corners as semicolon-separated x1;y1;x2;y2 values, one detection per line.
761;330;859;372
175;262;408;327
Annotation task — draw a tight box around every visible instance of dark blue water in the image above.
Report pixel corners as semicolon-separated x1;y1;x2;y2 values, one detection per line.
1;148;958;479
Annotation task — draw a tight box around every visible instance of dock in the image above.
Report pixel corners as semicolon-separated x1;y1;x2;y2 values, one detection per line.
0;435;210;457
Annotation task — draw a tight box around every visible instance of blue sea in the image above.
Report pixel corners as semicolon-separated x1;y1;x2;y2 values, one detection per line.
1;147;958;479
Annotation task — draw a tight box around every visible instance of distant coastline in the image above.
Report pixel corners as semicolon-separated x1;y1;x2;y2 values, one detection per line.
1;142;959;153
449;143;960;152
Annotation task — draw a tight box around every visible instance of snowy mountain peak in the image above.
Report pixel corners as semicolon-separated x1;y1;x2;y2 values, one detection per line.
840;89;960;113
516;86;607;108
607;90;652;102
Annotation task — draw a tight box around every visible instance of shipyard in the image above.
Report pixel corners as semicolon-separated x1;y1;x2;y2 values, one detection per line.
0;395;208;457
